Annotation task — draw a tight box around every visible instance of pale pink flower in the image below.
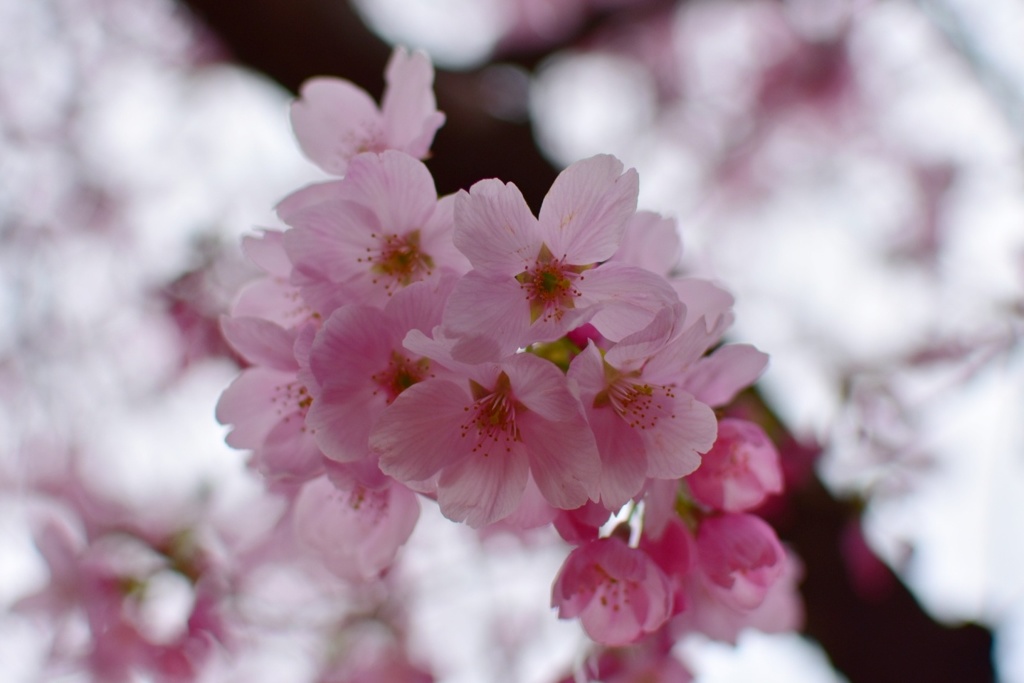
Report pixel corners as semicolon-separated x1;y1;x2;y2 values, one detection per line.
369;351;600;527
568;306;718;509
551;536;673;646
216;318;324;483
305;276;454;464
443;154;678;361
291;46;445;176
673;541;803;644
292;476;420;582
686;418;783;512
282;150;468;311
693;513;786;613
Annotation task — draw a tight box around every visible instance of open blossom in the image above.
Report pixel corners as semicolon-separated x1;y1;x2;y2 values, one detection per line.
685;418;783;512
304;276;455;464
282;150;469;312
292;475;420;582
442;154;678;361
569;306;718;509
216;317;324;483
290;46;445;175
551;536;673;646
369;351;601;527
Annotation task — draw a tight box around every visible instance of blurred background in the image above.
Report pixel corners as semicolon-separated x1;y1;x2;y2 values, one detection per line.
2;0;1023;680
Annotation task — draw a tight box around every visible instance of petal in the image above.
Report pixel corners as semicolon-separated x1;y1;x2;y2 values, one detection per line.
539;155;638;264
256;413;324;482
283;199;377;282
604;304;682;370
241;229;293;277
453;180;541;276
588;404;647;509
371;379;472;482
504;352;581;422
343;151;439;234
520;410;601;509
684;344;769;407
290;77;383;175
641;391;717;479
612;210;682;276
216;367;294;448
275;180;347;224
578;263;679;341
381;46;446;158
220;316;299;372
436;443;530;527
443;271;530;361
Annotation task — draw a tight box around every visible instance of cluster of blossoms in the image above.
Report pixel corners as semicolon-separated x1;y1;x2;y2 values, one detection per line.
216;46;802;675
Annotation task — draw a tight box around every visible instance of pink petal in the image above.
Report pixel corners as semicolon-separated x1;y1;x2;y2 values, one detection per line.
283;199;376;283
589;406;648;510
504;352;584;422
641;391;716;479
241;229;293;277
216;367;294;449
443;271;531;360
342;151;439;234
612;210;682;276
519;410;600;509
436;441;530;527
684;344;769;407
453;179;541;276
290;77;383;175
220;316;299;372
371;379;473;483
275;180;347;224
539;155;638;264
256;413;324;482
578;263;679;341
381;47;446;158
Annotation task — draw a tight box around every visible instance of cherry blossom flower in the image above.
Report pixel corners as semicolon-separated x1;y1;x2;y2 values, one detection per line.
551;536;673;646
292;475;420;582
282;150;468;312
216;317;324;483
442;154;678;361
369;351;600;527
305;275;455;464
290;46;445;176
695;513;785;613
569;306;718;509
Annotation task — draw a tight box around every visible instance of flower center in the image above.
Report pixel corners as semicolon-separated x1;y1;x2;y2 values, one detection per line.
365;230;434;293
515;243;587;323
461;372;523;457
372;352;431;404
594;370;677;431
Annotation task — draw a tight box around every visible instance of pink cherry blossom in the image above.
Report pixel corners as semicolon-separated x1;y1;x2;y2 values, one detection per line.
442;154;679;361
569;306;718;509
369;351;600;527
292;475;420;582
694;513;786;613
282;150;468;312
304;276;455;464
686;418;783;512
216;318;324;483
290;46;445;176
551;536;673;646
